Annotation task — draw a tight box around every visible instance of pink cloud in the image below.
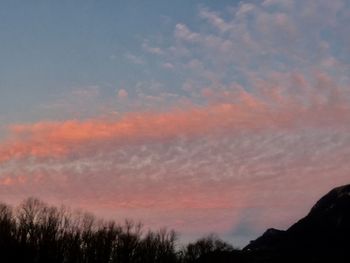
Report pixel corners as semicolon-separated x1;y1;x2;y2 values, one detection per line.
0;76;348;239
0;72;349;165
1;0;350;247
199;8;233;33
174;24;200;43
118;89;128;99
162;62;175;70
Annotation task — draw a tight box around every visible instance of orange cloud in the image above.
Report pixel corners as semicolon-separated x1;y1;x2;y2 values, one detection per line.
1;74;350;164
0;97;260;162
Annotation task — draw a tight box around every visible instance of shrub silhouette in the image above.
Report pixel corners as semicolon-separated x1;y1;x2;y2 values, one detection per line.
1;188;350;263
0;198;235;263
181;234;234;262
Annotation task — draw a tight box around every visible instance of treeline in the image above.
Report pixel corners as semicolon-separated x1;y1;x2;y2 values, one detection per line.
0;198;235;263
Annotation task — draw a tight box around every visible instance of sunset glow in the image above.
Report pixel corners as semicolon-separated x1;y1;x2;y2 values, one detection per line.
1;0;350;246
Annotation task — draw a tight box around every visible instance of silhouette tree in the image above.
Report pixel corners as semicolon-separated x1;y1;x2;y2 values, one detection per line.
0;197;240;263
181;234;234;262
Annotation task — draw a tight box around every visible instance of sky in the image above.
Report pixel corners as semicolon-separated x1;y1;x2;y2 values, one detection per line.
1;0;350;246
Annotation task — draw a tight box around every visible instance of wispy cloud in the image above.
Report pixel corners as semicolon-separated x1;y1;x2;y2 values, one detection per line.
1;0;350;245
1;72;350;232
142;41;164;55
0;72;348;160
125;53;145;65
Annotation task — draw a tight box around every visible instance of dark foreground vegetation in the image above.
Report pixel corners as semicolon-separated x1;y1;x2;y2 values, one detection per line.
1;183;350;262
0;197;235;263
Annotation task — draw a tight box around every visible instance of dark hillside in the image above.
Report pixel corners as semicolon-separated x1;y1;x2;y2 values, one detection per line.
1;184;350;262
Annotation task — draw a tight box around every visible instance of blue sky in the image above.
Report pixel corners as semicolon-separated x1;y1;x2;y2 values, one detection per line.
1;0;350;247
2;0;349;124
0;0;237;122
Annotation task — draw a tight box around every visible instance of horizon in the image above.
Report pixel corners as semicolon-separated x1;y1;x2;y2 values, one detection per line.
1;0;350;247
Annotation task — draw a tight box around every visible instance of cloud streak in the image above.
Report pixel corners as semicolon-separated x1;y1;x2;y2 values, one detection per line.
0;71;350;244
1;0;350;246
1;72;349;164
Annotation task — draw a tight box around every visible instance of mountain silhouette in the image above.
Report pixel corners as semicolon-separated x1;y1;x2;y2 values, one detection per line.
242;184;350;262
1;184;350;262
